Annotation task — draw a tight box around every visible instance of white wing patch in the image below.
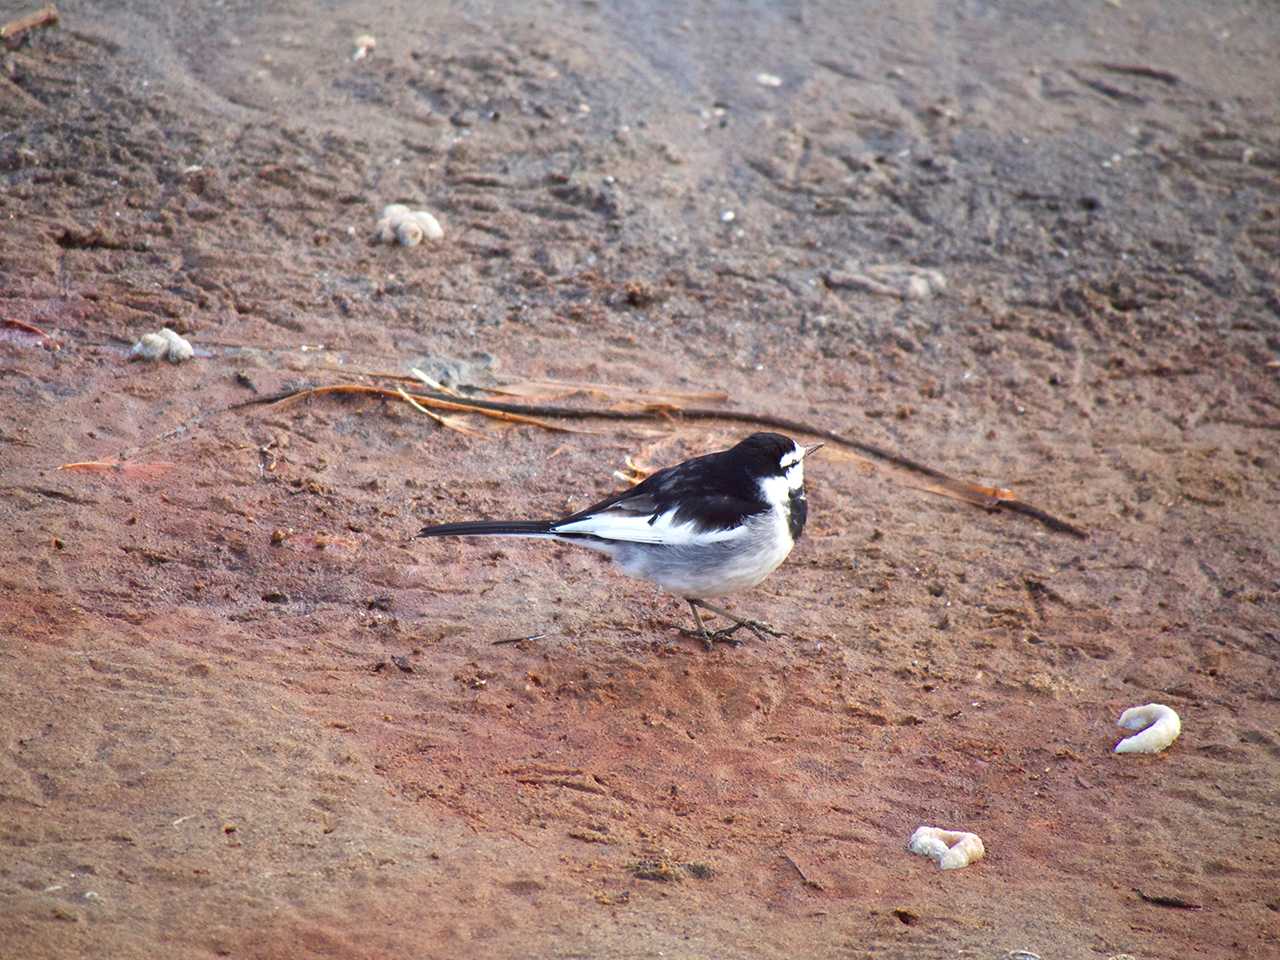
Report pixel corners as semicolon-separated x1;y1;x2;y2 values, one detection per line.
552;507;747;545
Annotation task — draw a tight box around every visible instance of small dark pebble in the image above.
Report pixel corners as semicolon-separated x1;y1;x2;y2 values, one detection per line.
262;591;289;604
1135;888;1203;910
391;655;414;673
367;596;394;612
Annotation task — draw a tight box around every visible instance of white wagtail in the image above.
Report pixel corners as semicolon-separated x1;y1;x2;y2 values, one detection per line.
416;432;823;648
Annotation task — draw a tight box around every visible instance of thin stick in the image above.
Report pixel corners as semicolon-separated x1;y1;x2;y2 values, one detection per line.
2;317;60;348
239;384;1084;538
395;385;486;437
1;5;59;45
1092;62;1180;86
781;851;824;891
1134;888;1202;910
492;633;549;646
264;383;586;433
57;460;175;478
408;367;462;398
0;73;46;111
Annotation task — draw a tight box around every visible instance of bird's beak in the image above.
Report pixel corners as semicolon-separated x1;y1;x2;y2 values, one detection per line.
802;442;824;459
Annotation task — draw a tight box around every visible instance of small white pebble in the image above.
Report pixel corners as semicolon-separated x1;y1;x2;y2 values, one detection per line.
720;210;736;223
755;72;783;88
1114;703;1181;754
130;328;193;364
395;218;424;247
353;34;376;61
410;210;444;241
375;204;444;246
908;825;985;870
903;276;932;301
158;327;194;363
130;332;168;361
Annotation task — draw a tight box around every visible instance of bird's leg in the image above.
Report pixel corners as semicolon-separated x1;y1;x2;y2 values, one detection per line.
686;598;783;646
682;599;720;651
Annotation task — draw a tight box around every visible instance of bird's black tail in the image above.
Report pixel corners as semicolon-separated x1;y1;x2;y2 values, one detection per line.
416;519;556;539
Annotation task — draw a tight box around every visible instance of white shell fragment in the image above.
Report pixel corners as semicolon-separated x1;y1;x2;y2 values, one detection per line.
374;204;445;247
825;262;948;301
131;332;168;361
755;72;783;88
1114;703;1181;754
411;210;444;241
353;34;376;61
130;327;193;364
908;826;985;870
395;218;424;247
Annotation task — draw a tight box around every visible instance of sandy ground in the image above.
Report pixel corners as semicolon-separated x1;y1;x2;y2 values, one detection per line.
2;1;1279;958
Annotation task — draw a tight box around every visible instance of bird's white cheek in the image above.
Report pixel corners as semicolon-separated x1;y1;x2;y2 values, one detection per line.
786;462;805;491
758;473;792;507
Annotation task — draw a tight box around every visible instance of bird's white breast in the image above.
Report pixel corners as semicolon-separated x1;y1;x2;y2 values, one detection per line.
757;459;804;509
702;504;795;594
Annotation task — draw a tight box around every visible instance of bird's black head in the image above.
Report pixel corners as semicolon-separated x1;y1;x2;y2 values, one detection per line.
728;433;821;540
728;432;818;478
728;433;805;477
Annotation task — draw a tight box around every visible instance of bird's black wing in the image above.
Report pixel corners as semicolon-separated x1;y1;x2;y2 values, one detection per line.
549;451;767;543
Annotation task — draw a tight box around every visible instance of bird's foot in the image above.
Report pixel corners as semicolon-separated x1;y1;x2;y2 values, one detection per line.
679;626;746;651
682;599;783;651
727;617;783;643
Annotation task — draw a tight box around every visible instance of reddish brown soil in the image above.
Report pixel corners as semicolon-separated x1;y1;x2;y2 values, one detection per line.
2;2;1279;958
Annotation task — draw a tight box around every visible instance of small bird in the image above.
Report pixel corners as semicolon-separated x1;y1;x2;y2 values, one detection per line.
416;432;822;648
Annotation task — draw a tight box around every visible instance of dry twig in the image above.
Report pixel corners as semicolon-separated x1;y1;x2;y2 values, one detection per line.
1134;888;1202;910
58;460;175;478
264;383;587;434
1;317;60;349
781;851;824;891
1;4;59;47
238;381;1085;538
395;385;485;437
